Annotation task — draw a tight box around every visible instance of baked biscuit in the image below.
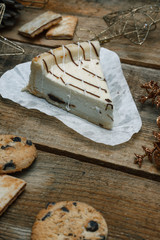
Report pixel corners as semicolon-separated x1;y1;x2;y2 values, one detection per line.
0;175;26;216
31;201;108;240
0;135;37;174
46;15;78;40
18;11;62;38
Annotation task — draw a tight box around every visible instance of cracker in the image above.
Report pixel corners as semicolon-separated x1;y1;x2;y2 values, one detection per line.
31;201;108;239
0;135;37;174
0;175;26;216
46;15;78;40
18;11;62;38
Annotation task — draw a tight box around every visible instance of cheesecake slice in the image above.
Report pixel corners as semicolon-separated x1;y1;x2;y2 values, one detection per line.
25;41;113;129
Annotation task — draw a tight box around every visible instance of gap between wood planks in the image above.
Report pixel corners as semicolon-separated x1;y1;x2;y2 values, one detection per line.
35;142;160;183
120;58;160;70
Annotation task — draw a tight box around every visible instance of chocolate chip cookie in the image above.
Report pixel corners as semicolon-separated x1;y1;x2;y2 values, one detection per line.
31;201;108;240
0;135;37;174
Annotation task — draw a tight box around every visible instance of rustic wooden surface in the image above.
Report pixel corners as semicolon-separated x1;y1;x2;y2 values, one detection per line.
0;0;160;239
0;151;160;240
2;0;160;69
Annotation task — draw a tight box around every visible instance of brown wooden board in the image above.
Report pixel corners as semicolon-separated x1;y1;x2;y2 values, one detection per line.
46;0;160;69
1;4;160;69
0;1;160;238
1;9;107;50
0;151;160;239
17;0;151;18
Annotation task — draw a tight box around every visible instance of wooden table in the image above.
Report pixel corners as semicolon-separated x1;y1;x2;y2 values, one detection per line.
0;0;160;239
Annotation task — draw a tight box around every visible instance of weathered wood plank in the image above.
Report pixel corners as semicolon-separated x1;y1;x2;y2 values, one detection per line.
46;0;160;69
0;2;159;239
0;81;159;179
1;2;160;69
104;31;160;69
0;151;160;239
0;10;111;48
24;0;150;18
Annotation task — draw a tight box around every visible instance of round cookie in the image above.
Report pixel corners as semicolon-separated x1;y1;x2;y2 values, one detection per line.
0;135;37;174
31;201;108;240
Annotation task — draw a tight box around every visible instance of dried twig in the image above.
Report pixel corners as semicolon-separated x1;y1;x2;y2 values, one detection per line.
135;81;160;168
139;81;160;107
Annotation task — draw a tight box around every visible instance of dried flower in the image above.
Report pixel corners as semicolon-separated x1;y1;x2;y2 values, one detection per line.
153;149;160;169
134;153;145;168
134;132;160;168
139;81;160;108
135;80;160;168
156;116;160;128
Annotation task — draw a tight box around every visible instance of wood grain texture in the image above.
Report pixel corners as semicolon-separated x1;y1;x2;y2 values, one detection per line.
0;1;160;239
2;0;160;69
0;151;160;240
1;10;107;48
34;0;151;18
0;41;160;178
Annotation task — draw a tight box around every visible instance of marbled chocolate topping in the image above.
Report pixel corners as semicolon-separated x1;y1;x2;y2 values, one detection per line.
74;41;99;59
42;42;111;99
64;45;104;80
43;56;101;99
39;42;113;123
48;51;106;92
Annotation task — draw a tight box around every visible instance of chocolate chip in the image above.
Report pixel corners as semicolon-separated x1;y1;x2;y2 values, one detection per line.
48;94;65;104
61;206;69;212
86;220;99;232
1;145;11;150
12;137;21;142
73;202;77;206
46;202;56;209
68;233;73;236
99;235;106;240
3;160;16;171
41;211;51;221
105;98;112;102
48;94;75;108
26;140;32;146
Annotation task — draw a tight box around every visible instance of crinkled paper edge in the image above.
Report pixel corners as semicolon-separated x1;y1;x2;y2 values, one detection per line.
0;48;142;146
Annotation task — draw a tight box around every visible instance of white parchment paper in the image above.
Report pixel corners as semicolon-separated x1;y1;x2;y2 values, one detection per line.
0;47;142;146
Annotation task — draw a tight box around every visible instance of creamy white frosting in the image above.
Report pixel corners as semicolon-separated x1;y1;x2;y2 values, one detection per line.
26;41;114;129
